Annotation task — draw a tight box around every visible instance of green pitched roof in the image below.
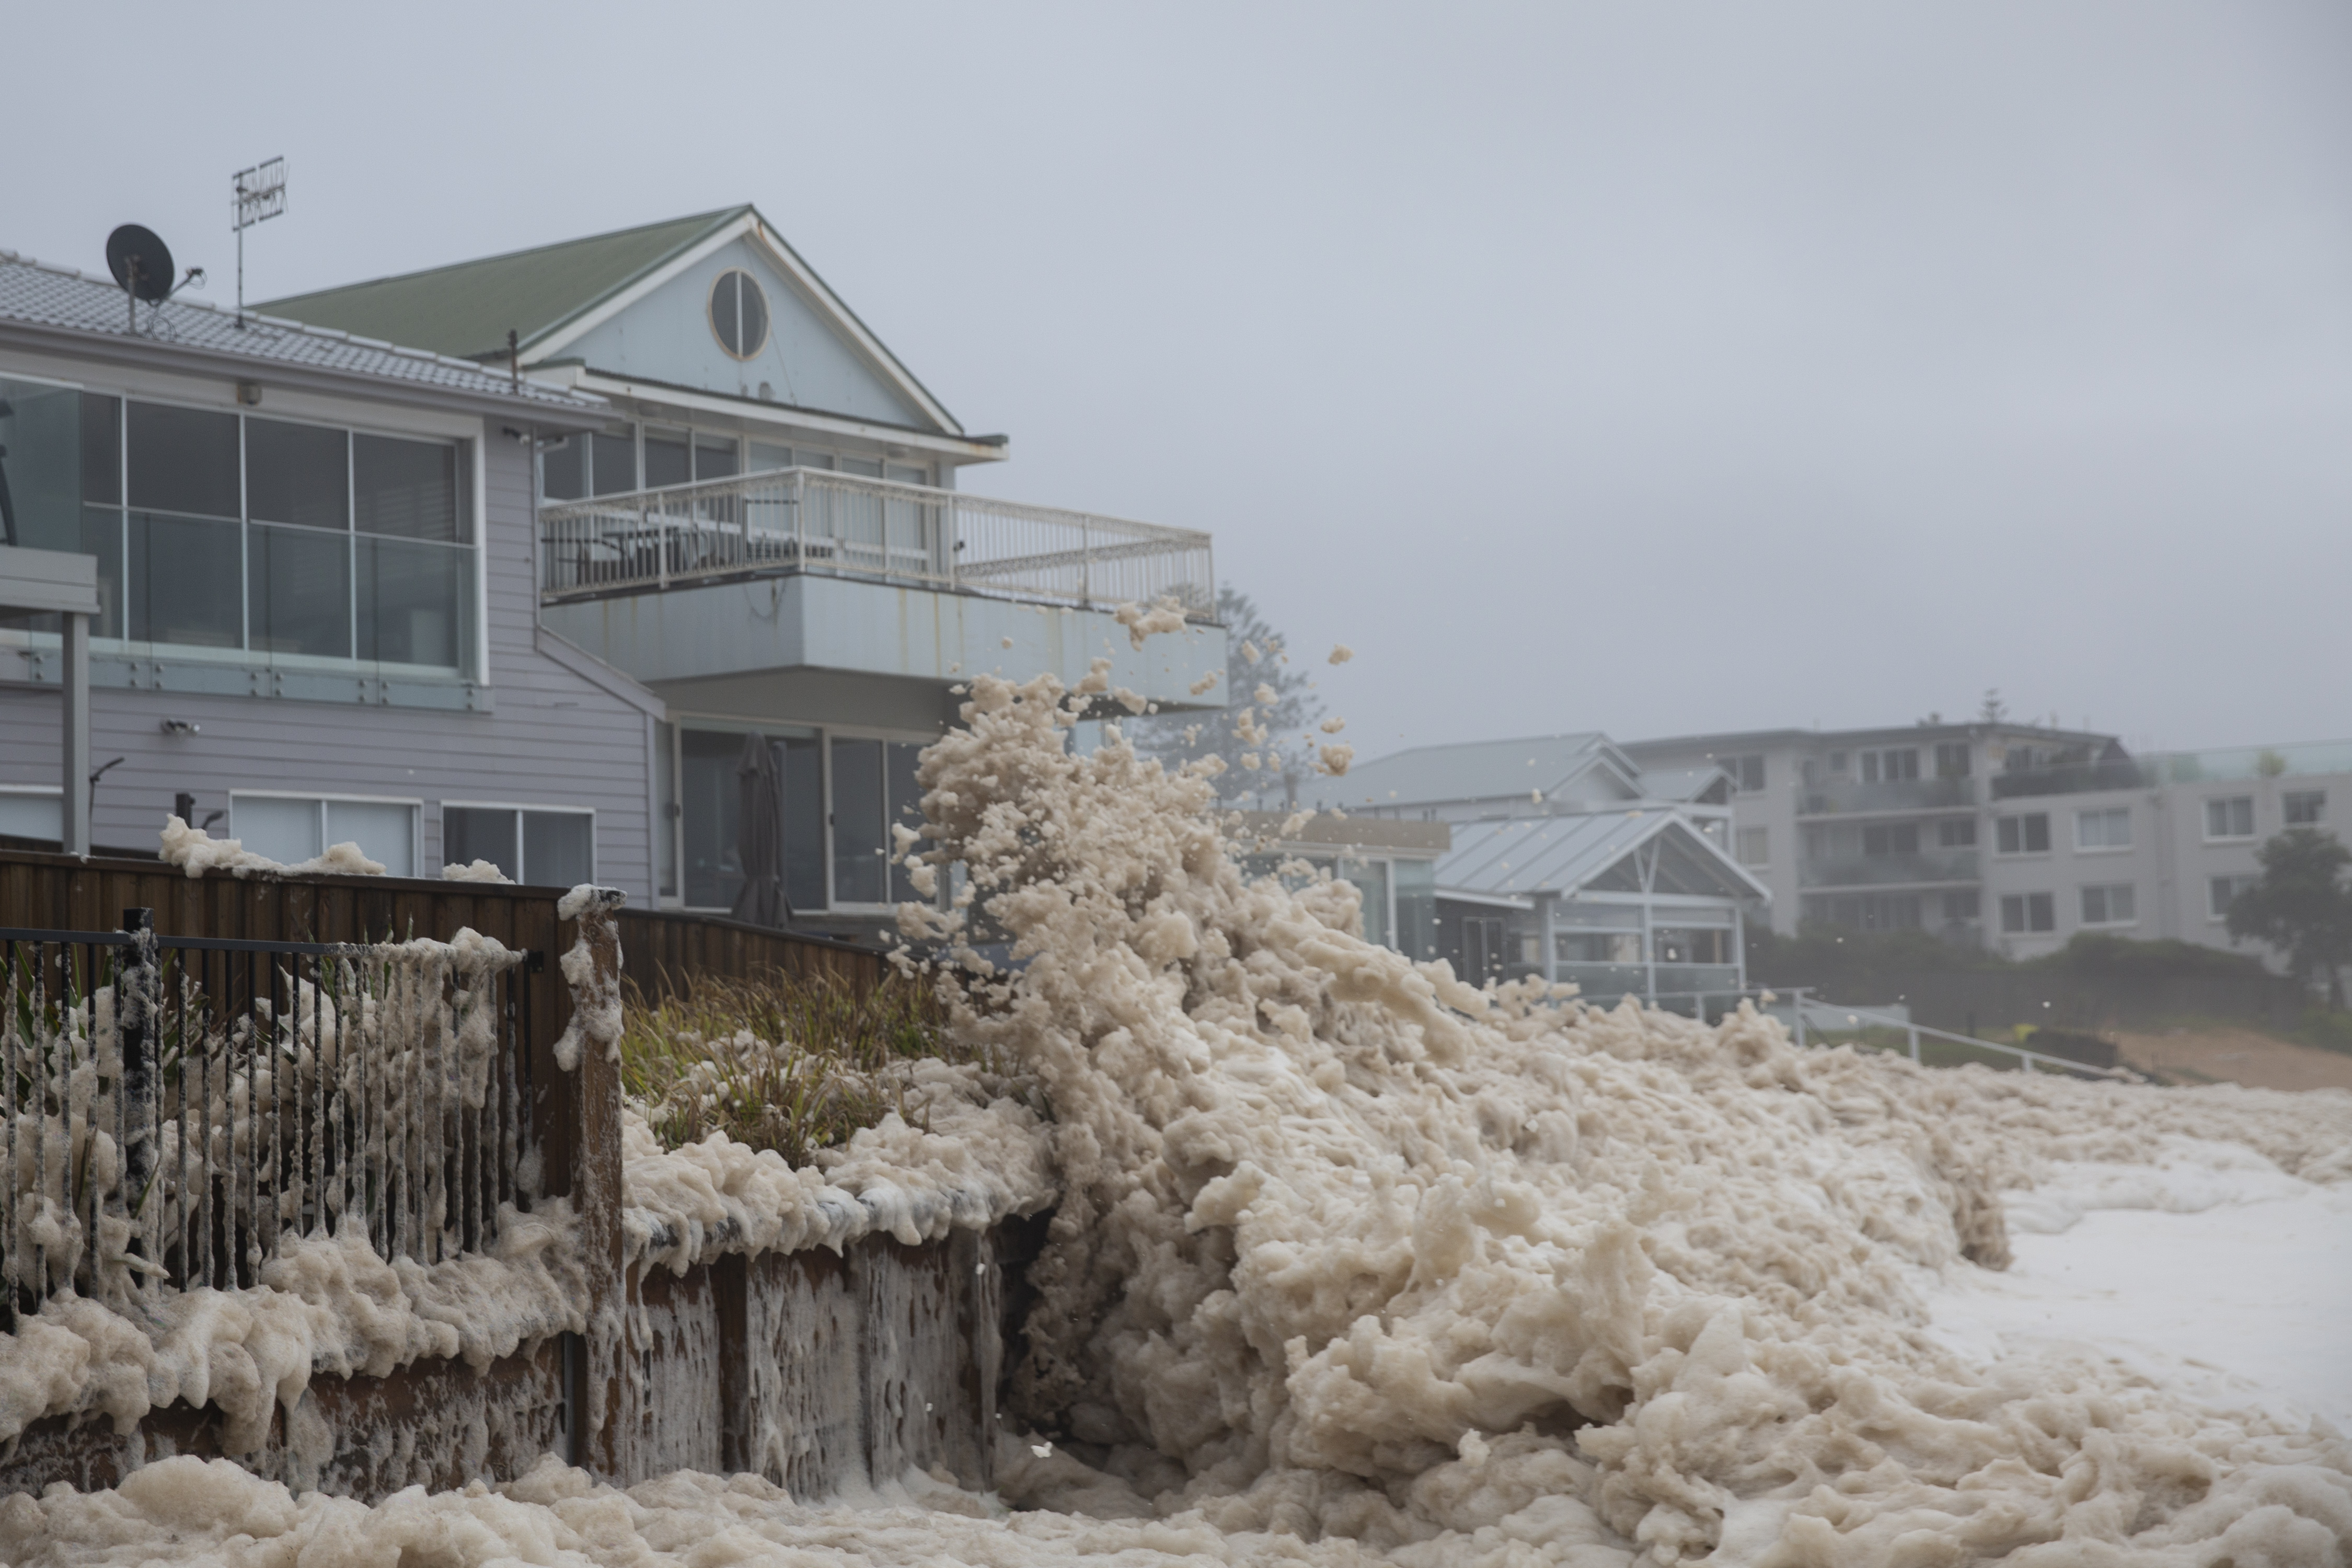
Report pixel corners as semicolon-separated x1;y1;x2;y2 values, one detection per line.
257;207;748;361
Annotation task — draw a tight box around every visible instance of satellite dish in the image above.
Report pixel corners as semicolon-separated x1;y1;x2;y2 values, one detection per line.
106;225;175;303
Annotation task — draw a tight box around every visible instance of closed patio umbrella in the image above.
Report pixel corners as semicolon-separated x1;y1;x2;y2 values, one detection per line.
730;733;791;927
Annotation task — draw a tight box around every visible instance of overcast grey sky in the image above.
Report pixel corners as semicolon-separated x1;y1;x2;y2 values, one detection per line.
10;3;2349;758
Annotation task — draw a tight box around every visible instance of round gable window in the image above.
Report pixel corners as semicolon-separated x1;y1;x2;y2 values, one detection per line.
709;269;770;359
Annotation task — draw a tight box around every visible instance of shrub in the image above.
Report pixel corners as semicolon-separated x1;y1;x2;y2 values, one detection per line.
617;970;995;1165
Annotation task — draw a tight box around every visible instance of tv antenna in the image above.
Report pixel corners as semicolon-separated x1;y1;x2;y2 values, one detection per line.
232;157;287;328
105;225;203;334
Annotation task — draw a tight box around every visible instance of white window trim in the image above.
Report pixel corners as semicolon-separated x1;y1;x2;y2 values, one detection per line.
229;790;423;875
2203;796;2257;843
1998;891;2057;936
2078;884;2139;927
440;800;597;884
1993;814;2052;857
2073;808;2132;854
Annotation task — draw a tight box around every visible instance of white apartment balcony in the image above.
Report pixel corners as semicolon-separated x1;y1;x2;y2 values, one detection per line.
537;467;1225;719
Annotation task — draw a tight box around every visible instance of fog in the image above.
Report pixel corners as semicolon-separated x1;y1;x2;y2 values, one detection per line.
7;1;2349;755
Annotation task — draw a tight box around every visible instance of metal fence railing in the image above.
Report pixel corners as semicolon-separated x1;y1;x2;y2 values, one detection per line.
539;466;1216;618
1;910;535;1325
1641;984;2145;1080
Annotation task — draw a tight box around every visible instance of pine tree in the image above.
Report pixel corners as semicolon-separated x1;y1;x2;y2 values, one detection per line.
1128;588;1325;810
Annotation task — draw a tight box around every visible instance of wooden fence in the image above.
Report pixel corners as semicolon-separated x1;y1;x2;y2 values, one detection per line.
0;846;902;1494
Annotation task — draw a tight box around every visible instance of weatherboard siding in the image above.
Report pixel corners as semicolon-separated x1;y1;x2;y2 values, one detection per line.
0;430;658;900
561;237;924;426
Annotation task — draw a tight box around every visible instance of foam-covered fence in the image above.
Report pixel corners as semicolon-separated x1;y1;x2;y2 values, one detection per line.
2;912;536;1319
0;859;1029;1506
626;1222;1032;1497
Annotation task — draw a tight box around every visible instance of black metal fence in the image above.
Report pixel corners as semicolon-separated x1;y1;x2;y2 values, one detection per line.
2;910;536;1326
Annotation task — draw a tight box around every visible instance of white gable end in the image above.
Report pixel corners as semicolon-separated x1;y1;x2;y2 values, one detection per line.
560;236;928;428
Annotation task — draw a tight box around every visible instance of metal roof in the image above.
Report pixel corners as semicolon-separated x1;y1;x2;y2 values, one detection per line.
0;250;604;413
1313;732;1628;810
1636;765;1730;803
257;208;744;362
1437;810;1769;903
256;206;965;437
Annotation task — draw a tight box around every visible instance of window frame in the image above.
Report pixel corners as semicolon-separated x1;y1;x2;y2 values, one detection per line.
1994;812;2051;856
2208;874;2256;921
2204;795;2256;842
823;726;933;912
439;801;597;886
1999;891;2056;935
707;268;773;361
669;715;940;915
2074;806;2131;853
228;790;423;877
2283;790;2326;826
0;785;65;843
60;384;480;679
2078;882;2138;927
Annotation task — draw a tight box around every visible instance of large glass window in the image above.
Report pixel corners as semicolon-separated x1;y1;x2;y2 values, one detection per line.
525;811;593;888
0;383;120;636
654;721;678;900
886;740;925;903
359;536;465;666
831;737;888;905
682;730;746;909
591;430;637;495
355;434;466;542
677;727;920;911
1394;858;1438;960
127;402;239;518
643;426;691;489
129;512;244;647
28;396;471;671
248;522;351;656
694;434;740;481
443;805;517;878
541;435;586;501
246;418;347;528
781;735;825;910
444;805;594;885
231;794;418;877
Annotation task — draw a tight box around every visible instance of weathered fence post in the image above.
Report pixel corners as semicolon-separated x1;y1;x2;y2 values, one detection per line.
117;907;159;1289
551;886;628;1479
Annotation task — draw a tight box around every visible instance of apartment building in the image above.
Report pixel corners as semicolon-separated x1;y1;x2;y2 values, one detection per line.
1623;724;2352;970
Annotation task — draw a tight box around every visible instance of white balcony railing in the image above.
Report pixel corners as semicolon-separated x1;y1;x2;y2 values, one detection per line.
539;467;1215;617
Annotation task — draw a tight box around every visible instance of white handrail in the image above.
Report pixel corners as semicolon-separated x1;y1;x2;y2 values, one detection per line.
537;466;1216;616
1644;985;2142;1080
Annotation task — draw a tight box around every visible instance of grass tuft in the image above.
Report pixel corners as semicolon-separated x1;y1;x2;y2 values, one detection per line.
618;970;993;1166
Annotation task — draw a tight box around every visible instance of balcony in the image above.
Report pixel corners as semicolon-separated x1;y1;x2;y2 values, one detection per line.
1801;849;1979;889
1798;776;1974;816
1989;760;2152;800
540;467;1214;616
536;467;1225;713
